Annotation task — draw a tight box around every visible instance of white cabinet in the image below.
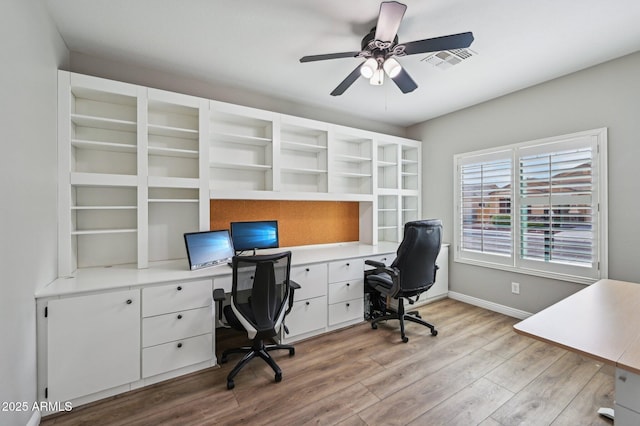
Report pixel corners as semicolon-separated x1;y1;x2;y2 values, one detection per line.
283;263;328;342
46;289;140;402
615;368;640;425
328;258;365;328
141;279;214;378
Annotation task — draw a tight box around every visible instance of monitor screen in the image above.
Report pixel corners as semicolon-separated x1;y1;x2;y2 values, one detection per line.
230;220;279;253
183;230;235;270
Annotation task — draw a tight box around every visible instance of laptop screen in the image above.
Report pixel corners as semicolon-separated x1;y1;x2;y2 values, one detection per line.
183;230;235;270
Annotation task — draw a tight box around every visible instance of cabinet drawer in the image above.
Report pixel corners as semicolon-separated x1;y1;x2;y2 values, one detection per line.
328;298;364;326
143;279;212;317
142;333;212;378
284;296;327;337
328;258;364;283
615;368;640;411
290;263;327;301
328;279;364;304
142;306;213;348
614;404;640;425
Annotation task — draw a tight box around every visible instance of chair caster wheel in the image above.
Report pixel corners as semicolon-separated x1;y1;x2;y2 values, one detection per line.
227;380;234;390
402;336;409;343
275;372;282;383
289;348;295;356
371;323;378;329
431;329;438;336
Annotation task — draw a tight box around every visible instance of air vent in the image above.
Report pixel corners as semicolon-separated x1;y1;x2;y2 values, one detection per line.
421;48;477;70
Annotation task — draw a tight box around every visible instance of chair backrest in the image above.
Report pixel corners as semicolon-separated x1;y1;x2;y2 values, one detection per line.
391;219;442;297
231;251;292;339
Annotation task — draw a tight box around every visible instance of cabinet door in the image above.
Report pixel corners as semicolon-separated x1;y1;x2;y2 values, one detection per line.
47;289;140;402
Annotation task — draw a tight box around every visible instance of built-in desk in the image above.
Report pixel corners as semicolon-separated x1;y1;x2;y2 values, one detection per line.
36;241;450;411
514;279;640;425
37;242;424;411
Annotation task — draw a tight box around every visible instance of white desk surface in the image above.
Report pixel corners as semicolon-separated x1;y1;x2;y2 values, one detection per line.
514;279;640;371
36;242;401;298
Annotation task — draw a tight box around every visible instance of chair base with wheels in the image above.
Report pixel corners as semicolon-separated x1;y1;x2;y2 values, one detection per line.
369;295;437;343
220;337;295;390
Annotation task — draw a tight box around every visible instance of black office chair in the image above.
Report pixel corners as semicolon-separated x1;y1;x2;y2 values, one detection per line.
213;251;300;390
365;219;442;343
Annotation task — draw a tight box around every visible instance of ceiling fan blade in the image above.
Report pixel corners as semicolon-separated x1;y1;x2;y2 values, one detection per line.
401;32;474;56
391;68;417;94
300;51;361;63
330;64;363;96
374;1;407;42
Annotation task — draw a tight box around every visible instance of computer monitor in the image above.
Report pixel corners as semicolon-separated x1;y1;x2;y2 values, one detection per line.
183;229;235;270
230;220;279;254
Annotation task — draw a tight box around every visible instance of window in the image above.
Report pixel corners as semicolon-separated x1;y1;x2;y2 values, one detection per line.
454;128;607;283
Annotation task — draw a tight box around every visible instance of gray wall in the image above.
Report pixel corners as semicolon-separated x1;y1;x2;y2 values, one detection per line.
69;52;407;138
0;1;68;425
408;51;640;314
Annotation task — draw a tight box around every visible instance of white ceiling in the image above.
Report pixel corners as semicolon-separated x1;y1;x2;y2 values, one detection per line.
44;0;640;127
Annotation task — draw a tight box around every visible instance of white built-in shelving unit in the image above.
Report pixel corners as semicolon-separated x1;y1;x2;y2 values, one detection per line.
58;72;421;274
279;116;329;194
374;137;422;243
58;72;209;275
209;101;275;195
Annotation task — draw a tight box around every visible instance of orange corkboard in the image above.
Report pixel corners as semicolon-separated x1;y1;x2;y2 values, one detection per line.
210;200;360;247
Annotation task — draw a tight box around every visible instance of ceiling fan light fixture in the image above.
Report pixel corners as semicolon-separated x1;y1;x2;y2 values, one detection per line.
383;57;402;78
360;58;378;79
370;67;384;85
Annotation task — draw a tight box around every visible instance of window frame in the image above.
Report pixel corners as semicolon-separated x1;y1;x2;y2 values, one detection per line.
453;128;608;284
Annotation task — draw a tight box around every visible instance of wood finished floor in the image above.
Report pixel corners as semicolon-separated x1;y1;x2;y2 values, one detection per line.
42;299;615;426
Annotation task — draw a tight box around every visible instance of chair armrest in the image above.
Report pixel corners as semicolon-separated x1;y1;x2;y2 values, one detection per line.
213;288;225;302
289;280;301;290
212;288;225;320
285;280;301;316
365;259;386;268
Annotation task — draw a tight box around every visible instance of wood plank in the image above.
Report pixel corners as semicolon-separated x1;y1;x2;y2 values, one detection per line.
358;348;505;426
551;369;614;426
490;352;603;425
485;339;567;393
408;378;514;426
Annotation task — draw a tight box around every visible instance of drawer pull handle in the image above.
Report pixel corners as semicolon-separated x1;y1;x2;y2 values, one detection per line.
177;314;183;319
305;301;310;306
126;299;132;305
177;286;182;291
346;283;350;287
346;303;350;307
177;343;183;348
619;375;627;382
382;258;387;261
306;268;310;272
346;263;350;266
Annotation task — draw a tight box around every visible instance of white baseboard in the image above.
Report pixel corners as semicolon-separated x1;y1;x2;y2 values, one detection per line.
27;411;41;426
448;291;532;320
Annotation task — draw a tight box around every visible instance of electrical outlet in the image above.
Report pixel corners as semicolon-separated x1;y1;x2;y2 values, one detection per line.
511;282;520;295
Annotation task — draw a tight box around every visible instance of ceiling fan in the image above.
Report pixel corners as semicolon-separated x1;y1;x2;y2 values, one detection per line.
299;1;474;96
